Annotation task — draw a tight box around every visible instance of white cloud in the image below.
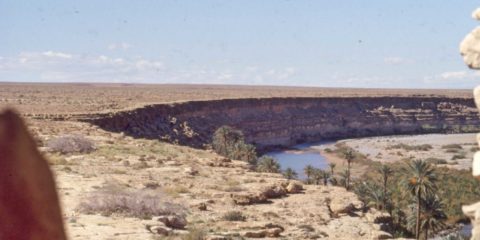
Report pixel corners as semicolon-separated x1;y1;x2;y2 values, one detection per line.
440;71;469;79
384;57;406;65
0;51;298;85
421;70;480;88
107;42;132;50
42;51;72;59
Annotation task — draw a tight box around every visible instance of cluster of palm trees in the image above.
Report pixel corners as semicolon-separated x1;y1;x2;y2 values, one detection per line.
301;163;339;186
355;160;447;240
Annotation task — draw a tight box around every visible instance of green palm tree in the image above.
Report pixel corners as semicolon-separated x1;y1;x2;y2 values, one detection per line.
421;194;446;239
355;181;384;210
283;167;298;180
304;165;315;184
320;170;331;186
402;160;437;240
339;169;350;189
407;194;446;240
256;156;281;173
312;168;322;185
329;163;336;176
344;150;355;189
378;164;394;212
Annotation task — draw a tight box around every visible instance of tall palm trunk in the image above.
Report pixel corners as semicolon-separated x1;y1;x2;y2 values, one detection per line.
383;175;387;211
416;191;421;240
425;224;429;240
346;169;350;190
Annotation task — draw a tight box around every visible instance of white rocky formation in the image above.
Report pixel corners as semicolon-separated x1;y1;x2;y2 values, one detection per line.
461;7;480;240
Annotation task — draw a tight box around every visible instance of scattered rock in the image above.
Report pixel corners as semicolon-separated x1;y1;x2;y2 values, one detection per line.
165;160;181;166
184;167;199;176
197;202;207;211
365;209;392;224
231;192;268;205
261;184;287;198
153;215;187;229
244;224;284;238
329;197;360;215
285;181;303;193
372;230;392;239
244;228;283;238
146;224;171;236
205;235;228;240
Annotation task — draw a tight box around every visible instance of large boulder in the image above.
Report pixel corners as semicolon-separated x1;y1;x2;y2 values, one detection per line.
261;184;287;198
231;192;268;205
285;181;303;193
329;197;362;215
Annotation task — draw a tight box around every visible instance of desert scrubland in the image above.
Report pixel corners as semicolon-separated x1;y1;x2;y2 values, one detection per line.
1;83;478;239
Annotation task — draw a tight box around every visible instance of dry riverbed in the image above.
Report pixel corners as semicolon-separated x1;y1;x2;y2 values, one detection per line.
330;133;477;170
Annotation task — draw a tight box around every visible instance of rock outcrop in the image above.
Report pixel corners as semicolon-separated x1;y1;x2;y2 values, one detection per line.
85;97;480;150
460;7;480;240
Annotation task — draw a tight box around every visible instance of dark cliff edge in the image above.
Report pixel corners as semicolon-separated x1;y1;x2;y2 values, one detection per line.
80;97;480;150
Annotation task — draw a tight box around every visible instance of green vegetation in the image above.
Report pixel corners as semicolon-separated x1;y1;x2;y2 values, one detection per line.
425;158;448;165
256;156;281;173
401;160;438;239
283;167;298;180
333;143;477;239
303;165;335;186
451;153;466;160
441;144;463;150
344;149;354;190
304;165;315;184
387;143;433;151
212;126;257;165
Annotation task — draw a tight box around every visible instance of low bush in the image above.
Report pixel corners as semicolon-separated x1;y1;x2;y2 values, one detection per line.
47;134;95;154
452;153;466;160
76;182;185;219
256;156;281;173
387;143;432;151
222;211;246;221
471;146;480;152
441;144;463;150
425;158;448;165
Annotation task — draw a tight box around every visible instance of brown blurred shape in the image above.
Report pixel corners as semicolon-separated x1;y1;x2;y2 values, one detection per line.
0;109;66;240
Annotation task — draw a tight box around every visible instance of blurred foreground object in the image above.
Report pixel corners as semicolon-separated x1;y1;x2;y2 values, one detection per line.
0;109;66;240
461;8;480;240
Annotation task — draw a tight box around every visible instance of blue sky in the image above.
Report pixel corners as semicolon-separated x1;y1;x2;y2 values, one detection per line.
1;0;479;89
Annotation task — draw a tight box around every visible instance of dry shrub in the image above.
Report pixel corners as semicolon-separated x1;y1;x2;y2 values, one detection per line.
47;134;95;154
222;211;246;221
76;182;186;219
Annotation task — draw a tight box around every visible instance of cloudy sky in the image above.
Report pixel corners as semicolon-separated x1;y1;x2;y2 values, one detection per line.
1;0;480;89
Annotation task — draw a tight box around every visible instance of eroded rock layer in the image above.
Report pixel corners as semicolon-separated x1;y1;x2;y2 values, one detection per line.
85;97;480;149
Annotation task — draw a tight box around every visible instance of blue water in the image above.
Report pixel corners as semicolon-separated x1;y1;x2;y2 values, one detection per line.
266;142;330;180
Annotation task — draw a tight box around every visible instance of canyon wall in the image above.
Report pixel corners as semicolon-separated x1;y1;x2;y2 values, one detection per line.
84;97;480;150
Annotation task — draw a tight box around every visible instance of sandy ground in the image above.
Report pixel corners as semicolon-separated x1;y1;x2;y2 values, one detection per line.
331;133;477;170
0;82;472;115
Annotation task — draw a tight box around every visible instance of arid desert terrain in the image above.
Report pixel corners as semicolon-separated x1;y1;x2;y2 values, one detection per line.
1;83;478;239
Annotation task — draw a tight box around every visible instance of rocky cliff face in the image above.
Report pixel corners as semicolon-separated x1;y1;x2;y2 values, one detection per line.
85;97;480;149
